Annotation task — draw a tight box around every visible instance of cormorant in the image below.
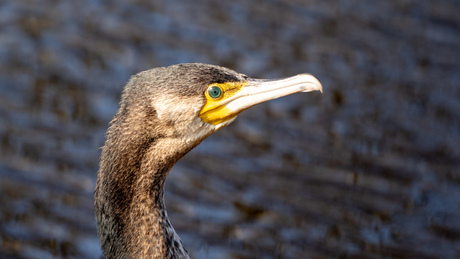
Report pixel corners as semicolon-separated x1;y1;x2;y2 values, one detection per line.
95;63;322;258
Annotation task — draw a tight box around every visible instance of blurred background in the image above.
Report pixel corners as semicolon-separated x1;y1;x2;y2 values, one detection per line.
1;0;459;258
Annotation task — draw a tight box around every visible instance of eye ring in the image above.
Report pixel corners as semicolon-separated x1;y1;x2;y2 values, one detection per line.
207;85;223;99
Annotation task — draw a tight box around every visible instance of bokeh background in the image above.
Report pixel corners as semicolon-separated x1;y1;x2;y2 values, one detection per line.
1;0;460;258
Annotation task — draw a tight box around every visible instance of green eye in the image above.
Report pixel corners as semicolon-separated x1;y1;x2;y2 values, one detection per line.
208;85;223;99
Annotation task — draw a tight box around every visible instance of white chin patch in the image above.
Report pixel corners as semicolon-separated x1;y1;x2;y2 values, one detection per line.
186;116;237;144
217;116;237;128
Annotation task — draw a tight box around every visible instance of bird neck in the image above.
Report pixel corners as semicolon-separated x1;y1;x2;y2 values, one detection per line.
96;131;195;259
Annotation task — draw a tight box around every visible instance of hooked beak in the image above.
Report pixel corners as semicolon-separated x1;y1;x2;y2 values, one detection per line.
199;74;322;126
225;74;322;115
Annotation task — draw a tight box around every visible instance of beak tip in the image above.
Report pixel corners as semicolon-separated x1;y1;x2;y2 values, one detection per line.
299;74;323;94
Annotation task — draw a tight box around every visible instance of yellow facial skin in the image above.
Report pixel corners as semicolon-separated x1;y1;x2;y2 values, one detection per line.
199;82;247;125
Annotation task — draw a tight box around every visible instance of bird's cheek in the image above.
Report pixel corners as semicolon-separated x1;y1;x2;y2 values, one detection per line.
199;105;236;125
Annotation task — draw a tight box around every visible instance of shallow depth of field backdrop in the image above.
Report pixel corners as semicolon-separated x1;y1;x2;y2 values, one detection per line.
1;0;459;258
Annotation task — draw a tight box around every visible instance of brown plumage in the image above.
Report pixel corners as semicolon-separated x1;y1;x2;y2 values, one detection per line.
95;63;322;258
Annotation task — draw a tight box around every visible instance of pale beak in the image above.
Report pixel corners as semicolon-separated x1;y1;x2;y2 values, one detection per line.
225;74;322;115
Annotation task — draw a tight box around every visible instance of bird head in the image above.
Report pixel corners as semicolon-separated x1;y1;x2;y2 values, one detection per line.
114;63;322;148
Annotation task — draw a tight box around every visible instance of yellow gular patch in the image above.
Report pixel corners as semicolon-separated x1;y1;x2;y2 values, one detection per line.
199;81;247;125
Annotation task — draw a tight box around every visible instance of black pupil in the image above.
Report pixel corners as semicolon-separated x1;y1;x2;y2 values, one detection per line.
209;86;222;98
